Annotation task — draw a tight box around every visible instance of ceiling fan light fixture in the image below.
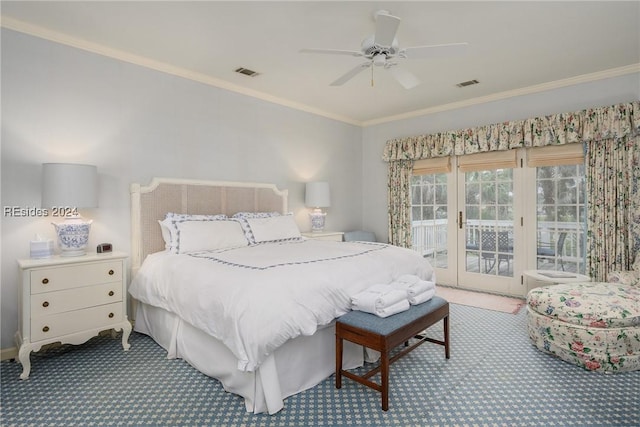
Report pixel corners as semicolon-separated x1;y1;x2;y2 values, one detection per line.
373;53;387;66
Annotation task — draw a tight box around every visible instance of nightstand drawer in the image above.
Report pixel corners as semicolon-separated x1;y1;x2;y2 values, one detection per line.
30;261;123;294
31;302;124;342
31;282;123;316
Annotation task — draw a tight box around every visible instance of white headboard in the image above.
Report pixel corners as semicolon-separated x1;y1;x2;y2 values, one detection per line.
130;177;288;273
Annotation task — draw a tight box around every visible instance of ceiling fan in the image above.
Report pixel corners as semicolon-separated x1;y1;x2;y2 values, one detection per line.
300;10;468;89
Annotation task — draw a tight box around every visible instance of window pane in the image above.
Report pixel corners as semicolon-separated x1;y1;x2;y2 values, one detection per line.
411;186;421;205
412;206;421;221
481;182;496;204
421;185;433;205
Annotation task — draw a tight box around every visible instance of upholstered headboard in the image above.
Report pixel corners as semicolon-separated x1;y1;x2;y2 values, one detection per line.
130;177;288;273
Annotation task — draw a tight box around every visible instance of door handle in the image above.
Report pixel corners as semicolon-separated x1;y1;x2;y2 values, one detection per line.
459;211;463;229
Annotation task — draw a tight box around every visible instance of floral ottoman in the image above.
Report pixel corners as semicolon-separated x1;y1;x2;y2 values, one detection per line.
527;282;640;373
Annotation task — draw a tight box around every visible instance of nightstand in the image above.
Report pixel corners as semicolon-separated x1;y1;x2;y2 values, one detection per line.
15;251;131;379
302;231;344;242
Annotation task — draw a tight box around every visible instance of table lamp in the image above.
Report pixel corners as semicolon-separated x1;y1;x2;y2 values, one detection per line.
41;163;98;256
305;181;330;232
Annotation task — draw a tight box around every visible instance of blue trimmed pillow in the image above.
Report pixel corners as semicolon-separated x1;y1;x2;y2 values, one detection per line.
160;212;227;253
231;212;281;244
245;214;302;244
175;220;248;253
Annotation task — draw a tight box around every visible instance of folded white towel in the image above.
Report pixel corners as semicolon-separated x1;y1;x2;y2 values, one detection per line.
353;298;410;318
408;288;436;305
351;285;407;313
375;299;410;317
391;278;436;297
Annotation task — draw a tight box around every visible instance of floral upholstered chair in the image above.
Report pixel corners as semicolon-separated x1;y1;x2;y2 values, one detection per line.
608;253;640;287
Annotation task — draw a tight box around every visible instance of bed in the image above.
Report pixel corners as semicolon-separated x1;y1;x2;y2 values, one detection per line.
128;178;434;414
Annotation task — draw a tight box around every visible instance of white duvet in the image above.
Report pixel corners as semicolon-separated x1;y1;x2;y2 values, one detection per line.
128;239;433;372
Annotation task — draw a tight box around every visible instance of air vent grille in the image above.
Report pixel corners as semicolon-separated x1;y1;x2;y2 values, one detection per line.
235;67;260;77
456;79;479;88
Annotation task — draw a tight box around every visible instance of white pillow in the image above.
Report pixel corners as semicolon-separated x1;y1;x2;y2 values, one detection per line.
158;220;172;249
231;212;282;244
160;213;227;253
175;220;248;253
245;214;302;244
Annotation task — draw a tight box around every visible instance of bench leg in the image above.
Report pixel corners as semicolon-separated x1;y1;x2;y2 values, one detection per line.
444;314;450;359
336;333;343;389
381;351;389;411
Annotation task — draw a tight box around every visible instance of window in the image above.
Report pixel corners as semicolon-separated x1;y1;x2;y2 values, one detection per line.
411;173;449;268
535;164;586;273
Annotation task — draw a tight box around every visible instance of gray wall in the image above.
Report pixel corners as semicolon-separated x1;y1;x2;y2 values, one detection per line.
0;29;362;349
361;73;640;242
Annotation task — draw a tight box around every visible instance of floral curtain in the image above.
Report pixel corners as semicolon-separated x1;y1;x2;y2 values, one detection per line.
384;101;640;271
586;133;640;281
387;160;413;247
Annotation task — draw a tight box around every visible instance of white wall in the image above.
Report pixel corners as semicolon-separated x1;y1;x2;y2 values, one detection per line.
0;29;363;349
361;73;640;242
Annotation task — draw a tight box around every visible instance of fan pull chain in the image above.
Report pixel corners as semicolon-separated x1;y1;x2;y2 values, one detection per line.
371;66;374;87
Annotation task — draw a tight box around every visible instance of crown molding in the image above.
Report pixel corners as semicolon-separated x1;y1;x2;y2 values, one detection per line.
362;63;640;127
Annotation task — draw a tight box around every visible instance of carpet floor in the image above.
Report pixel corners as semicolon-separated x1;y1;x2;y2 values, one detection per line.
1;303;638;426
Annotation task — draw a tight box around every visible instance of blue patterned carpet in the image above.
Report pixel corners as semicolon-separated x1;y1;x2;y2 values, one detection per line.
2;303;639;426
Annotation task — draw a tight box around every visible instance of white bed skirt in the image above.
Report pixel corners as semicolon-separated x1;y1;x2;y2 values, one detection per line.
134;302;365;414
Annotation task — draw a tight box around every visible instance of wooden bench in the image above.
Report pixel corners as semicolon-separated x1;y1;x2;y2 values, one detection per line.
335;296;450;411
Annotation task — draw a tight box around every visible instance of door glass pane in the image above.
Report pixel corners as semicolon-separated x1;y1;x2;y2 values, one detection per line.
465;169;514;277
536;165;586;274
411;174;448;268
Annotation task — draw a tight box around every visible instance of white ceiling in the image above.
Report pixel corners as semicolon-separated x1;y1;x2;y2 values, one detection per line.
2;1;639;126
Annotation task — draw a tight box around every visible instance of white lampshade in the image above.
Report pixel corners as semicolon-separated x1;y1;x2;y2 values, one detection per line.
305;181;330;208
42;163;98;208
41;163;98;257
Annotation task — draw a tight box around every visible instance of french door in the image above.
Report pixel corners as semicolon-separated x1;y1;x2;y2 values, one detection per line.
410;146;584;298
457;163;524;296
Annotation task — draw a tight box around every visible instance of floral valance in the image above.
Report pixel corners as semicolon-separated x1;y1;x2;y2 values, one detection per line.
383;101;640;162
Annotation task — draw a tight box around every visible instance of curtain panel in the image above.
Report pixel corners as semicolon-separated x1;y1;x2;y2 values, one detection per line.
586;134;640;281
384;101;640;270
387;160;414;248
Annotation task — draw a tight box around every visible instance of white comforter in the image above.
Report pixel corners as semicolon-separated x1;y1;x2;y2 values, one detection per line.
129;239;433;372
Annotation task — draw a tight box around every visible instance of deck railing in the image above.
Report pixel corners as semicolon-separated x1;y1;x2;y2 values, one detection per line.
411;220;586;272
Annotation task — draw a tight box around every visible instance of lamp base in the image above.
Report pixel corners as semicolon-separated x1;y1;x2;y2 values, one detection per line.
52;215;92;257
309;209;327;233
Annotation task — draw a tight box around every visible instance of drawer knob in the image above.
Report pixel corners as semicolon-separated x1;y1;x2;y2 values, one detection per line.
108;269;114;276
108;312;114;318
42;326;50;332
108;291;115;297
42;278;49;285
42;301;49;308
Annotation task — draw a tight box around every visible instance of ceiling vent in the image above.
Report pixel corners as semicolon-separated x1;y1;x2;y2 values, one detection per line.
456;79;479;88
235;67;260;77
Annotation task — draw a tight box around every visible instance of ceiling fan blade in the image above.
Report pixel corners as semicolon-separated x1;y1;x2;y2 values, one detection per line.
374;12;401;47
402;42;469;59
299;48;363;57
387;66;421;89
330;62;371;86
